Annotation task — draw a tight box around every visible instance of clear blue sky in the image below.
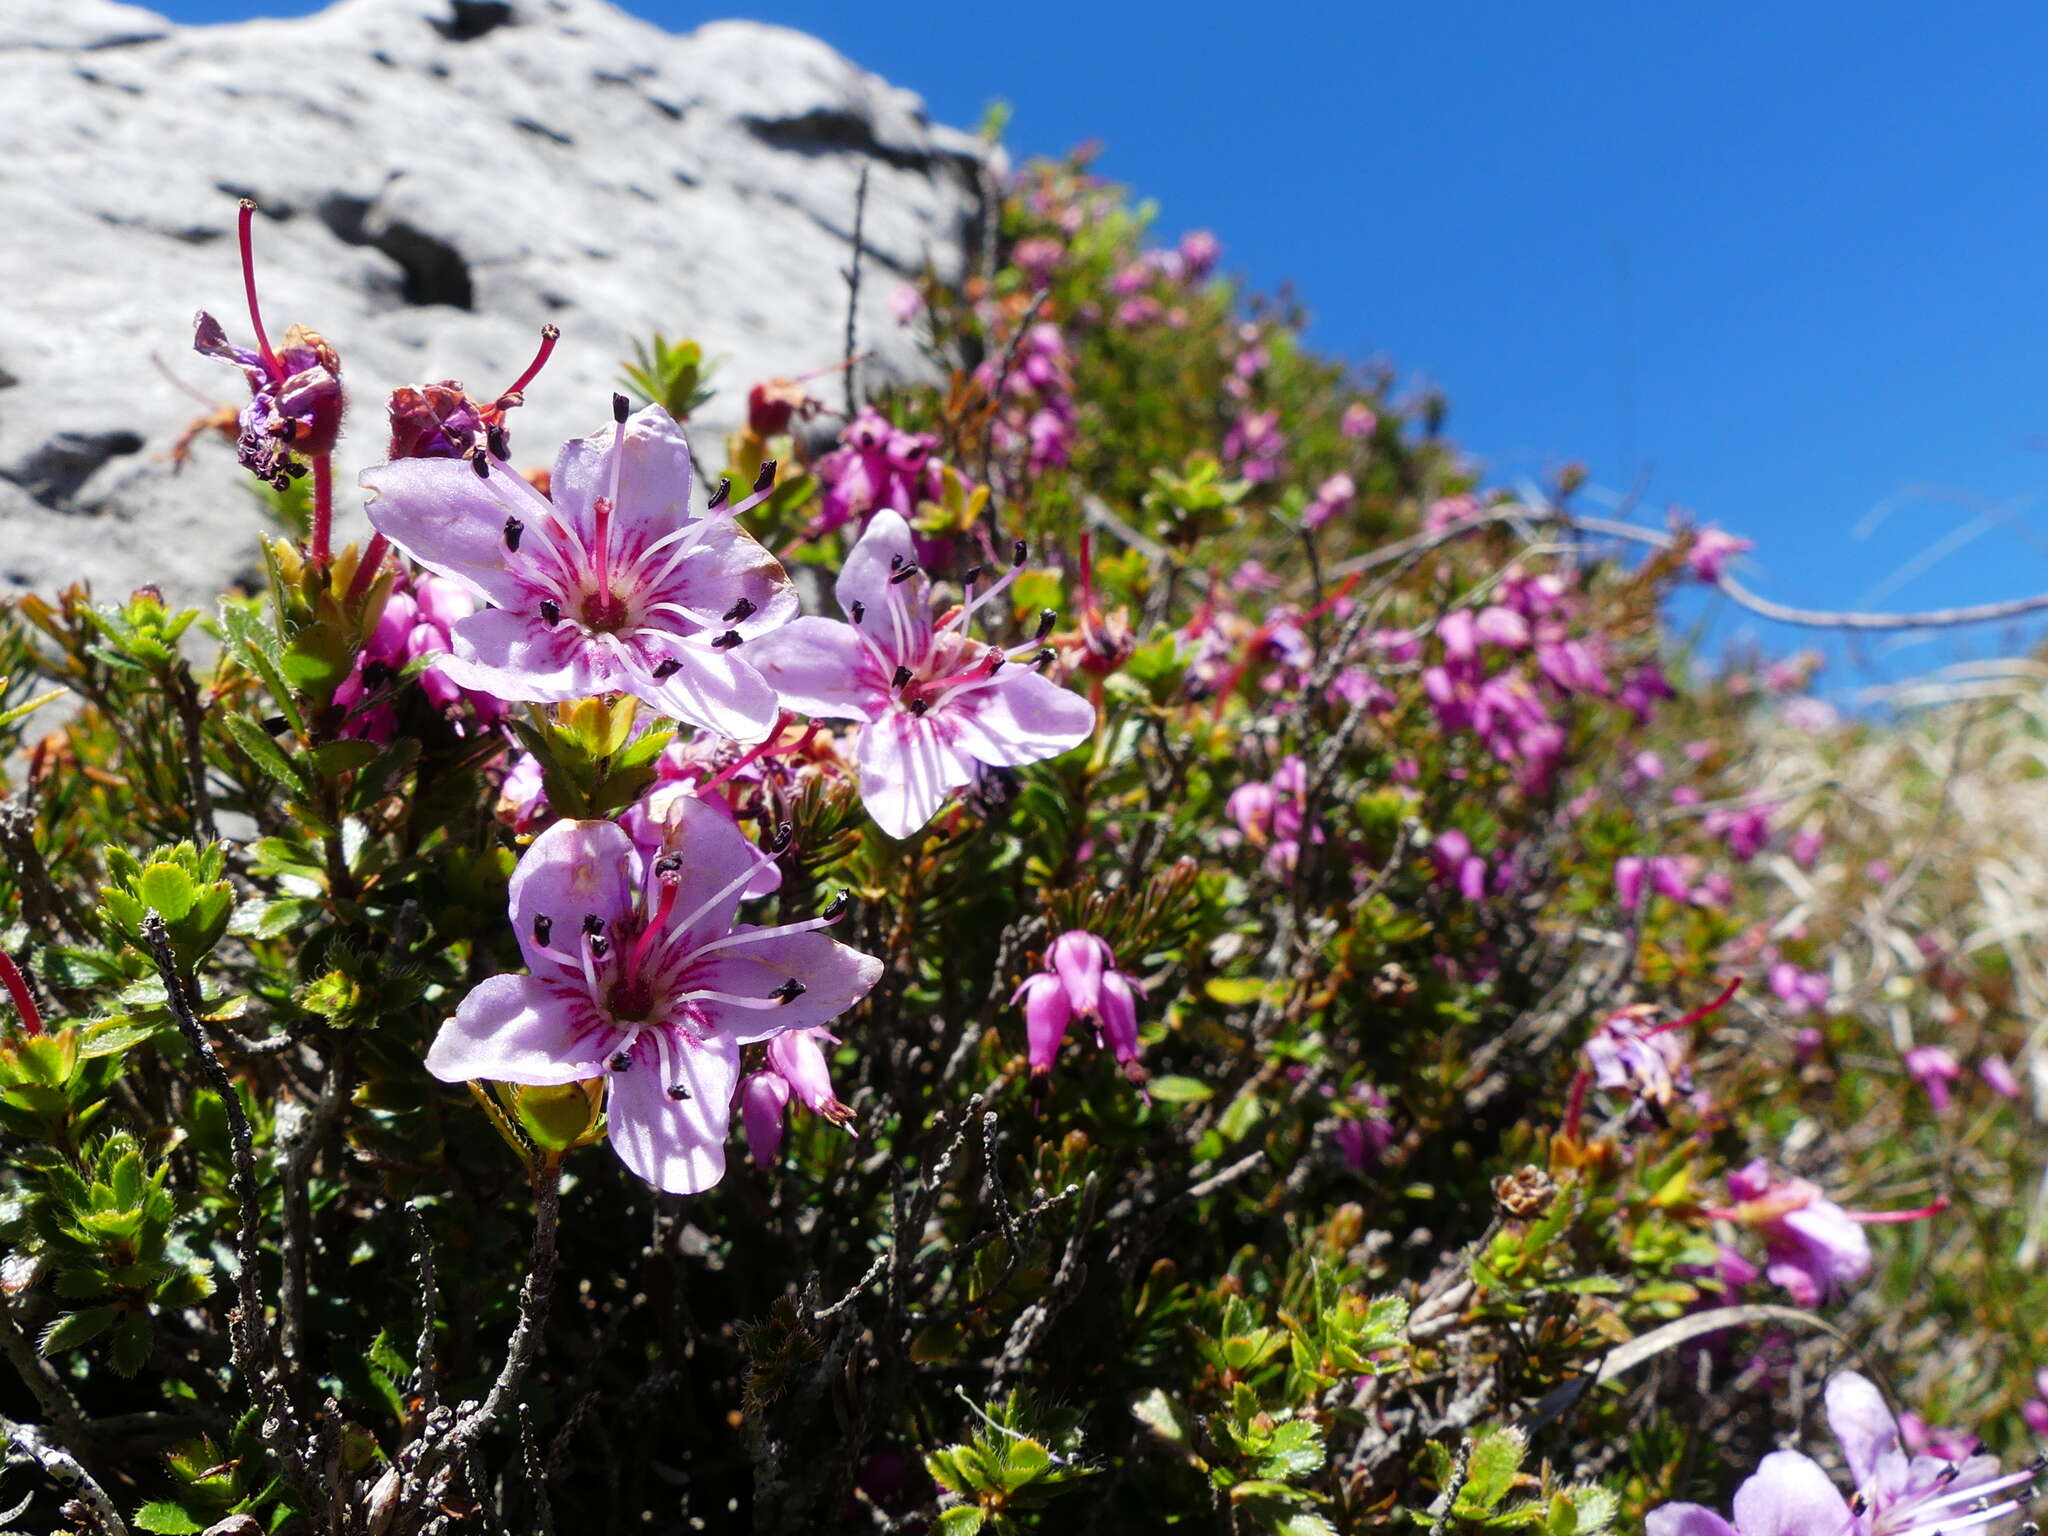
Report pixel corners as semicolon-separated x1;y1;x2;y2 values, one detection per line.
155;0;2048;690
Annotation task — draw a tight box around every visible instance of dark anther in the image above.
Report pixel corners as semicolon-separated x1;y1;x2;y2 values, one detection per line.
890;563;920;585
706;477;732;511
769;821;795;854
822;890;852;921
962;564;985;585
582;914;606;936
361;661;393;690
666;1082;692;1100
890;665;913;690
589;935;610;958
908;698;929;716
610;1051;633;1072
612;391;631;424
722;596;756;623
503;516;524;552
654;853;684;878
711;630;744;650
1011;539;1027;566
889;553;904;570
651;658;682;679
471;452;491;479
1936;1467;1962;1487
533;915;553;947
262;714;290;735
540;599;562;627
752;459;777;492
772;977;807;1003
1848;1494;1868;1517
1035;608;1057;640
850;600;865;624
486;423;510;460
1032;647;1057;669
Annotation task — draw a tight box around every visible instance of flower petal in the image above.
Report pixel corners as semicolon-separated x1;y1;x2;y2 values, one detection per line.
834;508;930;662
650;514;799;639
425;973;614;1085
439;609;617;703
510;818;642;979
644;794;772;952
1645;1506;1740;1536
551;404;696;547
682;931;884;1046
1823;1372;1899;1492
634;644;783;744
948;669;1096;768
605;1026;739;1194
856;711;974;838
747;616;884;721
1732;1452;1854;1536
360;457;536;610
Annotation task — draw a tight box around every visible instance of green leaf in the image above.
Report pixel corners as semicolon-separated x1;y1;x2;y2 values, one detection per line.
1254;1419;1325;1480
40;1305;119;1355
1146;1074;1214;1104
138;863;197;923
1131;1388;1193;1449
1461;1427;1527;1511
133;1502;207;1535
937;1508;987;1536
78;1014;169;1059
225;714;311;798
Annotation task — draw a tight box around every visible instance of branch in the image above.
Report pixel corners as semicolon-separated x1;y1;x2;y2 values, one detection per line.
0;1416;125;1536
842;165;871;421
0;1303;89;1454
141;914;311;1492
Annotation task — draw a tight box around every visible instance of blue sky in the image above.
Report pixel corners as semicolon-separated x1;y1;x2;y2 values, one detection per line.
155;0;2048;690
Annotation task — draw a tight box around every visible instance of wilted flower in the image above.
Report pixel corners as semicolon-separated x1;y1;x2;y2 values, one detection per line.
1013;929;1145;1084
748;510;1095;837
424;805;881;1193
361;400;796;742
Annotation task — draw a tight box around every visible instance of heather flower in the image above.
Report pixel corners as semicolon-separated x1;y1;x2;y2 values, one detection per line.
1904;1045;1962;1111
386;325;557;462
1340;402;1377;440
192;202;343;492
360;400;796;742
2023;1369;2048;1438
1980;1054;2022;1101
1648;1371;2034;1536
747;510;1096;837
1303;473;1355;531
739;1026;853;1166
1683;523;1753;584
809;408;956;549
1329;1082;1394;1171
1713;1160;1871;1306
1615;855;1690;911
1708;804;1774;862
1013;929;1145;1084
331;571;507;741
1226;755;1318;873
1178;229;1220;278
1770;963;1830;1017
424;805;882;1193
1223;409;1285;483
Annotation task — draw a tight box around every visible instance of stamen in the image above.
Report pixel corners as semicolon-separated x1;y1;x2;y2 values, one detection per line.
850;600;865;624
909;698;929;716
768;822;794;855
710;629;743;650
670;986;793;1012
891;664;914;691
612;392;631;424
610;1051;633;1072
472;452;491;480
707;477;732;511
486;422;511;461
494;323;561;405
663;842;783;952
540;599;562;627
890;563;921;585
822;891;851;921
1035;608;1058;640
962;564;985;586
533;915;552;947
772;978;807;1003
1011;539;1027;566
667;1082;692;1100
1031;647;1057;669
753;460;777;492
723;596;756;624
651;658;682;680
504;516;524;551
679;909;844;961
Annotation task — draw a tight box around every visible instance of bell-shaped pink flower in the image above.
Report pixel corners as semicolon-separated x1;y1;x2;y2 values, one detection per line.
747;510;1096;837
361;401;797;742
1013;928;1145;1083
424;801;882;1194
1903;1044;1962;1112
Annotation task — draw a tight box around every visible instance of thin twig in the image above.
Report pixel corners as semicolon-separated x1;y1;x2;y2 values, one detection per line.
843;165;871;421
1;1416;125;1536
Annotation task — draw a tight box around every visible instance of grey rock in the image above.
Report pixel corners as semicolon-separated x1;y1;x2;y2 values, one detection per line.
0;0;989;602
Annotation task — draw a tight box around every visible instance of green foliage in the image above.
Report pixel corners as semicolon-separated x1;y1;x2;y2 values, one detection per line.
619;332;719;420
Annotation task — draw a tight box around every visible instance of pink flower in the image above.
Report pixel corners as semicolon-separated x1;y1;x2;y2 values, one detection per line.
1716;1160;1870;1307
807;408;957;551
1649;1371;2032;1536
889;283;925;325
2023;1369;2048;1438
1904;1044;1962;1112
1770;963;1830;1016
1014;930;1145;1083
1684;524;1753;584
1329;1083;1394;1171
1178;229;1220;278
361;400;796;742
424;805;882;1193
1302;472;1355;531
740;1026;854;1166
1789;825;1825;869
748;511;1095;837
1615;855;1689;910
1707;804;1773;862
1582;1004;1693;1120
1980;1054;2021;1101
1340;403;1377;441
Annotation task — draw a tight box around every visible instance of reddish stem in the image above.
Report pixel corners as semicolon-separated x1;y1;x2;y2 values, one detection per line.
701;713;797;791
1560;1065;1591;1142
0;950;45;1036
1647;976;1742;1039
1850;1194;1952;1225
345;533;391;605
237;200;283;382
311;455;334;566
